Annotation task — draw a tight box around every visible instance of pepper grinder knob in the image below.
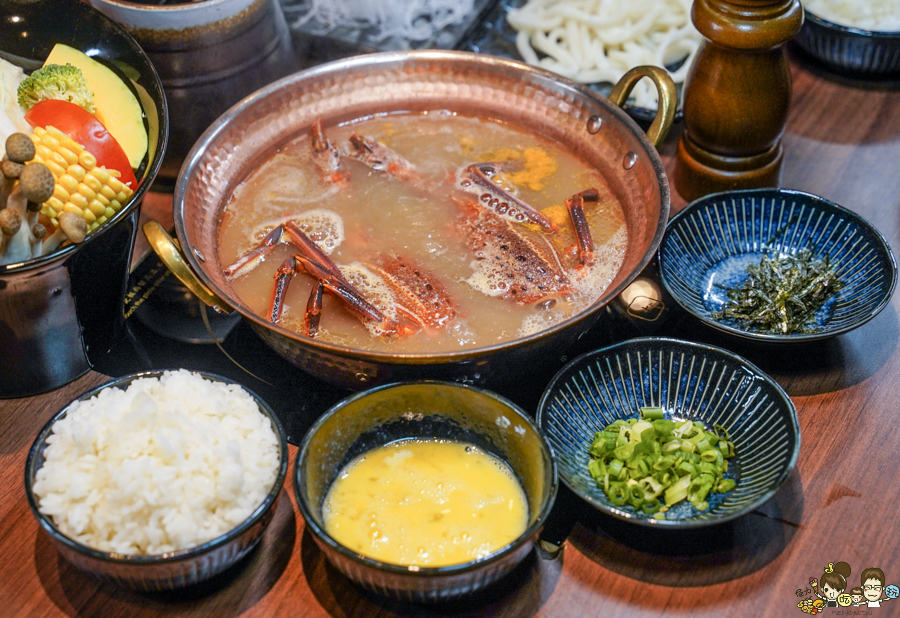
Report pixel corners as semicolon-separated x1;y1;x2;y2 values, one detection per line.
673;0;804;203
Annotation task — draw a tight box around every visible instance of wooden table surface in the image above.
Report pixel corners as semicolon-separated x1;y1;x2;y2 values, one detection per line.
3;59;900;617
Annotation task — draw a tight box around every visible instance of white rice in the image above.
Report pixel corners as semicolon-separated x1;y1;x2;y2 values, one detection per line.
805;0;900;31
31;370;281;555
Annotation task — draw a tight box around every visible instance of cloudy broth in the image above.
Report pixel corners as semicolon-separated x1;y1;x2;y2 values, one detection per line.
218;111;627;353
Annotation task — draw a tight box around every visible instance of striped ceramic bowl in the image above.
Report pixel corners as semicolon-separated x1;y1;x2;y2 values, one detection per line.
658;188;896;343
794;10;900;78
537;337;799;528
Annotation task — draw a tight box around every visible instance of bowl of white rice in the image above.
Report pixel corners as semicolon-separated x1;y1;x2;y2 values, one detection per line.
24;369;288;591
794;0;900;78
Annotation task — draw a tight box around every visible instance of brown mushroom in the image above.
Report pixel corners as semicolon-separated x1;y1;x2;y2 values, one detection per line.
0;158;21;208
58;211;87;244
1;159;23;180
5;133;35;164
0;206;23;257
39;211;87;256
18;162;55;207
0;207;22;237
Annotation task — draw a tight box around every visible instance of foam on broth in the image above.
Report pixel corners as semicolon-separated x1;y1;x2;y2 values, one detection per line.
218;111;627;353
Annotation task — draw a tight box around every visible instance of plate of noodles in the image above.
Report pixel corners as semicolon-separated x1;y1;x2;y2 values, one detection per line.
281;0;498;52
460;0;701;122
793;0;900;78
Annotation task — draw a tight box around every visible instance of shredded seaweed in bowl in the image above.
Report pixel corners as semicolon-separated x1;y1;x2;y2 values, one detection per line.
713;249;844;335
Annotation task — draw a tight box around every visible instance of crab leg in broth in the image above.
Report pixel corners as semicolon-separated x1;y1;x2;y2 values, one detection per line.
347;133;423;185
225;220;346;281
457;163;559;233
367;254;457;333
565;188;599;267
311;119;349;186
304;281;324;336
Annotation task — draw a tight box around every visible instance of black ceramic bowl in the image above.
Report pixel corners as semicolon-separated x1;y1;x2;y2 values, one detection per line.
658;188;897;343
294;381;557;602
0;0;168;397
537;337;800;528
24;370;288;591
794;9;900;78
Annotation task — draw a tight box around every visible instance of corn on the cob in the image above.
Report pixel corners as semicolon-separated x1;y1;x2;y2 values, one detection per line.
28;125;134;231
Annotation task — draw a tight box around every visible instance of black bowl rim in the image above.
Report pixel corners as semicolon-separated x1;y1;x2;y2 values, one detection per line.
293;379;559;576
658;187;898;343
24;369;288;564
0;0;169;275
535;336;801;528
804;7;900;38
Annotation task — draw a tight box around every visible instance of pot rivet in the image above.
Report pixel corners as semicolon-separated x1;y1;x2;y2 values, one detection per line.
586;116;602;134
355;372;369;383
623;152;638;170
194;249;206;262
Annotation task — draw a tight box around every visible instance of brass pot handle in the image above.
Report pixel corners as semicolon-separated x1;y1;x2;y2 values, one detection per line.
142;220;234;315
607;66;677;148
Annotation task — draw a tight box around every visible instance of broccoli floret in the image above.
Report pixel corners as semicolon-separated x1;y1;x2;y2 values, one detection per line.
16;63;94;113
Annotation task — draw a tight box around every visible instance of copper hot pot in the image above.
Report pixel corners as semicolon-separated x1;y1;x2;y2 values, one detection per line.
148;51;675;389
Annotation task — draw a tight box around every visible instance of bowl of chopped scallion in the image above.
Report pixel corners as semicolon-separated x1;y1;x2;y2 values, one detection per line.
537;337;799;527
658;188;896;343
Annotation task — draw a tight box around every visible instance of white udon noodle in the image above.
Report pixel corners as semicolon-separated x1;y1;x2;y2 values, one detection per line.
288;0;477;43
804;0;900;31
507;0;702;109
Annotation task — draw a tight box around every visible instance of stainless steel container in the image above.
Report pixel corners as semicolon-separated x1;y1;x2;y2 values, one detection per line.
0;0;168;397
89;0;297;189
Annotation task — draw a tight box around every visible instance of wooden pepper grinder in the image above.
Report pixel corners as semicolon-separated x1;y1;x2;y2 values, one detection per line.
673;0;804;202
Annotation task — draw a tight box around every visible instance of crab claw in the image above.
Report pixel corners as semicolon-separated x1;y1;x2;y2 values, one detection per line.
311;118;349;186
304;280;324;337
225;224;285;278
565;188;598;267
347;133;422;185
456;163;558;233
269;255;299;323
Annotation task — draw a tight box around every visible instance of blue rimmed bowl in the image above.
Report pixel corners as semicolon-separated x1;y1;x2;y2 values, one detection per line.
794;9;900;78
537;337;799;528
658;188;897;343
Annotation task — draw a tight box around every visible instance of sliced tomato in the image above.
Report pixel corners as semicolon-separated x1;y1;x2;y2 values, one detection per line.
24;99;138;189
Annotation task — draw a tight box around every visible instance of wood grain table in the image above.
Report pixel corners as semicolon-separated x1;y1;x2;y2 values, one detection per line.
3;58;900;617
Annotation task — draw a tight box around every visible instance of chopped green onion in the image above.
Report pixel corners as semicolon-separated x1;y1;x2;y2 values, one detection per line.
627;484;646;508
641;498;661;514
640;407;664;420
606;483;628;506
718;478;736;493
586;408;738;517
664;475;691;505
608;459;624;478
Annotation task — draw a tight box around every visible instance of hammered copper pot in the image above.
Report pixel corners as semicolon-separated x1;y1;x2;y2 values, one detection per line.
149;51;675;390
